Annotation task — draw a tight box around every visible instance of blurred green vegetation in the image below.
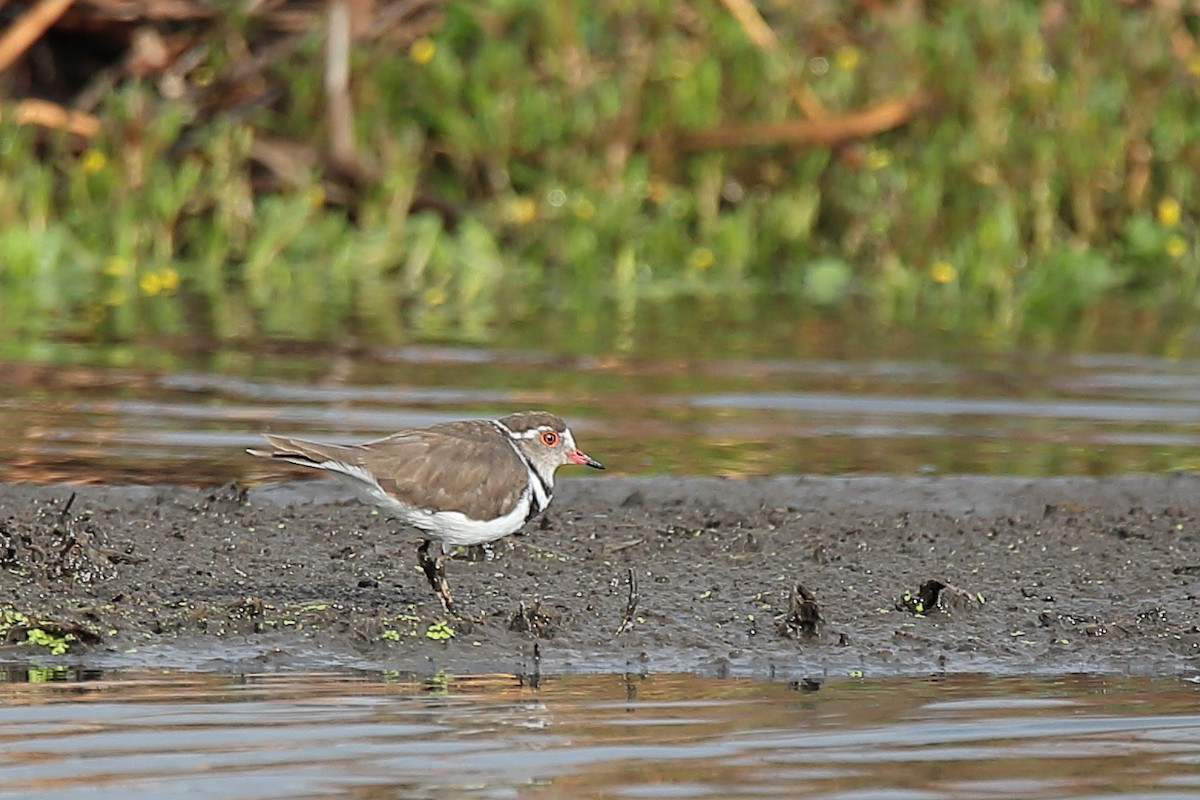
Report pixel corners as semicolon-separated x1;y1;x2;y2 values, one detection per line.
1;0;1198;355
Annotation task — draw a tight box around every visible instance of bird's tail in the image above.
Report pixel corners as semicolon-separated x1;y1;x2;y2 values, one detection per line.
246;434;362;470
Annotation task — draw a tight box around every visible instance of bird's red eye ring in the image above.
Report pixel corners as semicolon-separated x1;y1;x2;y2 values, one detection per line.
540;430;559;447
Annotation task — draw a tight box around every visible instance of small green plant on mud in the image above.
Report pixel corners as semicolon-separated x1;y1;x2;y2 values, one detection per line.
425;621;455;641
0;609;76;656
381;613;423;641
0;609;28;635
25;628;75;656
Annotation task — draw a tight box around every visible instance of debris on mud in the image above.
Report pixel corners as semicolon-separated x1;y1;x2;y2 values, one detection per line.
896;579;985;615
613;568;639;636
508;600;562;638
777;582;821;638
0;491;137;584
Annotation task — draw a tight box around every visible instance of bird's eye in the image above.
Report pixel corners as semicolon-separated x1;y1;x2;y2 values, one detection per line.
540;430;559;447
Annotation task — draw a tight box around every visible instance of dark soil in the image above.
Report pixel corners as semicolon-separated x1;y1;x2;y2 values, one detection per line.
2;475;1199;678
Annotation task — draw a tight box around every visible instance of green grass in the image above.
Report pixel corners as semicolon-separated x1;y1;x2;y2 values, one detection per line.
1;1;1198;353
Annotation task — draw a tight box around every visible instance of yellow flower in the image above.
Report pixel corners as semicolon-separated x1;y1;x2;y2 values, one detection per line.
646;180;669;204
305;185;326;208
410;37;436;65
102;256;130;277
507;196;537;226
1157;197;1182;227
80;149;107;174
1020;35;1043;61
688;247;714;271
422;285;447;307
139;271;163;296
159;267;180;292
572;198;596;221
866;148;892;171
1189;52;1200;77
138;267;181;296
192;65;215;87
930;260;957;284
1166;234;1188;259
834;45;861;72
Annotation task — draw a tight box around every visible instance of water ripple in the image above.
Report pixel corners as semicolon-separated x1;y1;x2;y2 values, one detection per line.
0;671;1197;800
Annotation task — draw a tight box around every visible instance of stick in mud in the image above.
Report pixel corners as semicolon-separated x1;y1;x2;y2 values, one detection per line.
778;582;821;638
58;491;76;522
614;567;639;636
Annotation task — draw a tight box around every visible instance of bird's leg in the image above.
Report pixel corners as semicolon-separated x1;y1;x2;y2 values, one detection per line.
417;539;456;616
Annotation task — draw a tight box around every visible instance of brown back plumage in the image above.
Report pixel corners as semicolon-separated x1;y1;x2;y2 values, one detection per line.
250;419;534;520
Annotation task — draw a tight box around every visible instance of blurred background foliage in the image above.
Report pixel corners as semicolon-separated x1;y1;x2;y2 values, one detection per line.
1;0;1198;355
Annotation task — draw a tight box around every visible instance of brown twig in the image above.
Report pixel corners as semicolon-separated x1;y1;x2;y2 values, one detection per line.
0;0;74;72
677;90;934;151
58;491;77;524
717;0;825;118
603;538;644;554
717;0;776;49
325;0;357;171
614;567;639;636
8;98;100;137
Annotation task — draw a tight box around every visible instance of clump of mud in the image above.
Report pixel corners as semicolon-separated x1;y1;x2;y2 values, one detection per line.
0;492;137;584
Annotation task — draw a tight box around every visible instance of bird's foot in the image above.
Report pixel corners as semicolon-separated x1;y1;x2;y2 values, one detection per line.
417;540;489;625
433;580;457;617
418;539;461;617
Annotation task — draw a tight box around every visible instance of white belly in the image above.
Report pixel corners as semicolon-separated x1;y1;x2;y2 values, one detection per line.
327;467;536;546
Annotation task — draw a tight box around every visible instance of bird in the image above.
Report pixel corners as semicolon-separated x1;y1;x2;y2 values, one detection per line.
247;411;603;615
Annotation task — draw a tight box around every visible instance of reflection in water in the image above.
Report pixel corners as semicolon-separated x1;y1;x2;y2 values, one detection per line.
3;345;1200;483
0;669;1198;799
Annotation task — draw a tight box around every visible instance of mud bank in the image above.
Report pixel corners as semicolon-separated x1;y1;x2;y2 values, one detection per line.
1;475;1198;678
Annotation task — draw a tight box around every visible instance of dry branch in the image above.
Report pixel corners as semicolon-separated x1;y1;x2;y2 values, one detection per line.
614;567;639;636
717;0;776;49
7;98;100;136
0;0;74;72
325;0;357;171
718;0;826;118
678;90;934;151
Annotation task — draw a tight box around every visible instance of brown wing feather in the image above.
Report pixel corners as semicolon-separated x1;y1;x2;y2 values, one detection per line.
252;421;530;521
364;422;529;520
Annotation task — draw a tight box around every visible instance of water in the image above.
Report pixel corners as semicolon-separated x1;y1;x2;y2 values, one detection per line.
3;341;1200;484
1;668;1198;799
4;333;1200;797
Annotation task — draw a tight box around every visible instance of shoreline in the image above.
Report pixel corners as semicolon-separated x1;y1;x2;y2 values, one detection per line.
2;474;1198;677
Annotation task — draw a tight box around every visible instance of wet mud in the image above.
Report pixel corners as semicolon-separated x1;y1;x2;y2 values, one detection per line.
2;475;1199;678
